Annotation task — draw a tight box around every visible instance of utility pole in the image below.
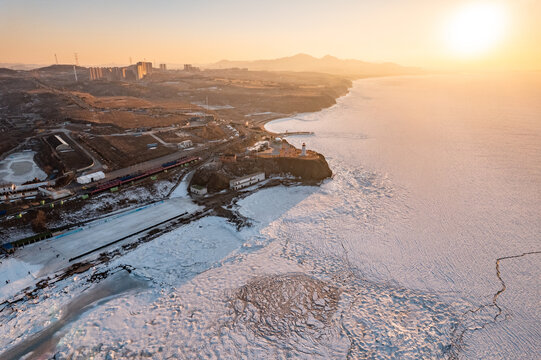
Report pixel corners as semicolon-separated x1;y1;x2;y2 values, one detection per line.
73;52;79;82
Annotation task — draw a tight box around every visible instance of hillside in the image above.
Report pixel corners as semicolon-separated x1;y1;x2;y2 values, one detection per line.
210;53;423;79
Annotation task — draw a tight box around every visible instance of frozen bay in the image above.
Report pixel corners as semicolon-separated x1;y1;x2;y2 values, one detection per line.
2;73;540;359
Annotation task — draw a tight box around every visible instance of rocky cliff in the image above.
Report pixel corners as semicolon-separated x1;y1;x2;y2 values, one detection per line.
191;152;332;193
256;153;332;181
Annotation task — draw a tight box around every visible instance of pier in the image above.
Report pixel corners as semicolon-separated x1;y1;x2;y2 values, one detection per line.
275;131;314;137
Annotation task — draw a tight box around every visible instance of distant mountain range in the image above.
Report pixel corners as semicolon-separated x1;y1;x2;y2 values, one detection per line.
0;63;45;71
1;54;422;78
209;53;422;78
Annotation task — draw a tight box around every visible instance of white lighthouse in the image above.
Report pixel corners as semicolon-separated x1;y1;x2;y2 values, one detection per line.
301;143;307;156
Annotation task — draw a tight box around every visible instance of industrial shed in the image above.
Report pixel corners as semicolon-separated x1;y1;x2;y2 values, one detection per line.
77;171;105;184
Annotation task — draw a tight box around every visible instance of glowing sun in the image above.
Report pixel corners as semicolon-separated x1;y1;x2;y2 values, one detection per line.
444;2;508;57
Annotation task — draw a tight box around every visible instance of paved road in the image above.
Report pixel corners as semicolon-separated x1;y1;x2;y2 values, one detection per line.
56;129;103;172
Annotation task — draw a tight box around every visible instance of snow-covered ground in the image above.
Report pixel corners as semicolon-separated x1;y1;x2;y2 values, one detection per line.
1;73;540;359
0;196;200;303
0;258;42;303
0;176;183;245
0;151;47;185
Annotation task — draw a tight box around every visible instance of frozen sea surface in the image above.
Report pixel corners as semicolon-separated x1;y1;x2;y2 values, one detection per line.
1;73;540;359
265;73;541;358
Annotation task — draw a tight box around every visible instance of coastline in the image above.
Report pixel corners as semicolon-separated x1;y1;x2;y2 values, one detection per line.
0;84;349;303
0;79;355;358
4;73;540;358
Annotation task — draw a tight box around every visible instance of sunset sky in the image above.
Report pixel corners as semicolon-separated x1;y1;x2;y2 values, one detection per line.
1;0;540;70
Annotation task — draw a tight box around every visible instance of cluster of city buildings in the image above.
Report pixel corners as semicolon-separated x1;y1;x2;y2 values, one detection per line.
89;61;160;81
88;61;202;81
184;64;200;72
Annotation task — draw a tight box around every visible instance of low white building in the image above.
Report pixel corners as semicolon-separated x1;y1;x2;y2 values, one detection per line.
178;140;193;149
38;187;73;200
77;171;105;184
1;190;38;201
14;181;53;192
190;184;207;196
247;140;269;152
0;184;15;194
229;172;265;190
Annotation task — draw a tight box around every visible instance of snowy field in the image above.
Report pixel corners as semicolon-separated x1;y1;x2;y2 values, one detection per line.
1;73;540;359
0;151;47;185
0;196;200;303
0;175;183;245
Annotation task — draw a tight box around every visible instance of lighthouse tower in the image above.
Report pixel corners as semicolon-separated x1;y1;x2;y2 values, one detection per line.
301;143;307;156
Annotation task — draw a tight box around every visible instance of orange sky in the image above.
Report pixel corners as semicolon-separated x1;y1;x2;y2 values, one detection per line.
0;0;540;70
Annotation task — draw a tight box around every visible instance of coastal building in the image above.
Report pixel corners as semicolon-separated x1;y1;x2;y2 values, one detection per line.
229;172;265;190
0;184;16;194
76;171;105;185
105;67;124;81
89;67;104;80
178;140;193;149
159;63;167;71
184;64;200;72
38;187;72;200
89;61;152;82
136;61;153;80
89;67;125;81
247;140;269;153
15;181;54;192
255;140;299;158
190;184;207;196
122;67;137;81
0;190;38;201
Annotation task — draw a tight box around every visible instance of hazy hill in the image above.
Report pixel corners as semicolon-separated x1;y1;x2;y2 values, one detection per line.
0;63;45;71
210;53;422;78
35;64;87;72
0;68;18;75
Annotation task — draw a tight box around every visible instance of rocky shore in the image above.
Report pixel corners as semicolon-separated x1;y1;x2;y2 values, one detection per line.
190;141;332;193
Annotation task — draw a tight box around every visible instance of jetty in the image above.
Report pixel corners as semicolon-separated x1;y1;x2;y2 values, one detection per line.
275;131;314;137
